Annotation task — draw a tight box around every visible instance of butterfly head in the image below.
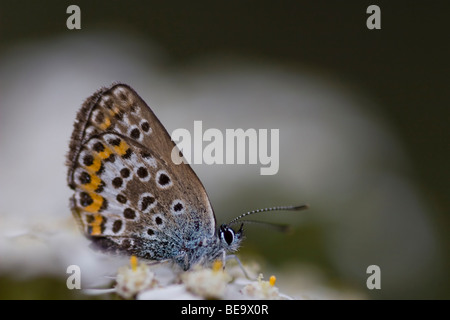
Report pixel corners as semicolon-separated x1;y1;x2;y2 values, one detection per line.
216;205;309;251
218;223;243;253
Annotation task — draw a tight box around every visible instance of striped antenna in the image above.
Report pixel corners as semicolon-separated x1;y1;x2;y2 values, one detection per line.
232;219;292;233
227;204;309;226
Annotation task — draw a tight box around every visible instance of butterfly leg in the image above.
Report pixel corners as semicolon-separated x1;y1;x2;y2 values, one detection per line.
225;254;255;280
145;259;172;267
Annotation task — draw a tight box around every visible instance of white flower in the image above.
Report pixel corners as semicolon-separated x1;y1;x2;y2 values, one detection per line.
115;256;158;299
241;274;286;300
138;284;200;300
181;260;232;299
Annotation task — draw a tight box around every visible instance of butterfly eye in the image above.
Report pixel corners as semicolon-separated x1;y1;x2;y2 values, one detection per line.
220;225;235;246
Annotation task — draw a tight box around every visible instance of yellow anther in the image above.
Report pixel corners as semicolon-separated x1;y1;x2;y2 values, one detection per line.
212;260;223;272
269;275;276;287
130;255;138;271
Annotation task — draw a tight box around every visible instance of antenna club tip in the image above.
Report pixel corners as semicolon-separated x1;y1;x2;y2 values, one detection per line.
293;204;309;211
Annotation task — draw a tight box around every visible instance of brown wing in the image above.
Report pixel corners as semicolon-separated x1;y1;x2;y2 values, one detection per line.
67;83;216;244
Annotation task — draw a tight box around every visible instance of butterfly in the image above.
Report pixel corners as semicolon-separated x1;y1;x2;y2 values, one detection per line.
66;83;307;271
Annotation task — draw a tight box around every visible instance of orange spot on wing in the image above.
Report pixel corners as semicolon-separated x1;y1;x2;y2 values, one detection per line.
97;146;112;160
98;116;111;130
85;156;102;173
84;193;104;214
114;140;129;156
82;174;102;192
90;213;104;235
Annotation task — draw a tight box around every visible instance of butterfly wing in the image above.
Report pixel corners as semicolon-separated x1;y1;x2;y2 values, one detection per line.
67;83;216;257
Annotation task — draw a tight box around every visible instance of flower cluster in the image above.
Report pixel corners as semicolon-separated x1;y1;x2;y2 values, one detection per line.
110;256;288;300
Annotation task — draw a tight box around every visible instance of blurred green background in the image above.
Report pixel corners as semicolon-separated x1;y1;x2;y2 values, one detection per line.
0;1;448;299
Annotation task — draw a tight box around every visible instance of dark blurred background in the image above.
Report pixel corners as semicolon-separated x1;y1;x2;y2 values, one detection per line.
0;1;448;299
